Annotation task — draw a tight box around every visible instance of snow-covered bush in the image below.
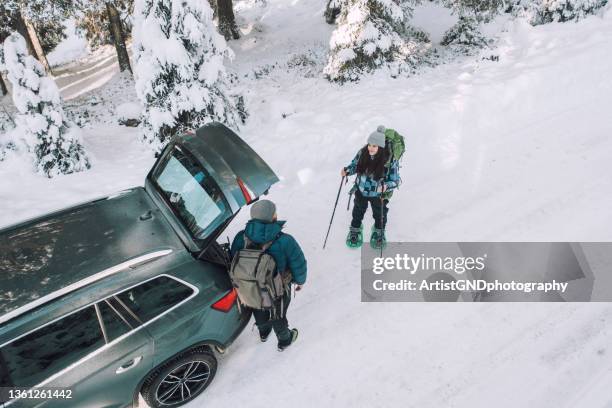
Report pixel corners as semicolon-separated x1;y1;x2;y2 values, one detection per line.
324;0;429;82
0;108;17;162
133;0;244;151
521;0;608;24
0;127;17;162
116;101;142;127
441;16;489;54
2;33;90;177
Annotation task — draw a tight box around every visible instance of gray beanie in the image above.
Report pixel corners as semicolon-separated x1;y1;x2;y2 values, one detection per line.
250;199;276;222
367;125;386;148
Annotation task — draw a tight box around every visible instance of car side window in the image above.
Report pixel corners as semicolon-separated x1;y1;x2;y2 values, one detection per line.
97;301;132;342
0;306;104;388
115;276;194;324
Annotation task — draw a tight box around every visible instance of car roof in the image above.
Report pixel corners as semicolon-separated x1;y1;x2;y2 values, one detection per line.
0;251;200;346
0;187;185;323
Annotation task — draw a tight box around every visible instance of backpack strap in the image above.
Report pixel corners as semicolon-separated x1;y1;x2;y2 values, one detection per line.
243;235;252;249
243;232;282;251
261;240;275;251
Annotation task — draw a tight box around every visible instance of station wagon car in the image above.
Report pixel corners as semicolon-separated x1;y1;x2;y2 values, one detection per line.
0;123;279;407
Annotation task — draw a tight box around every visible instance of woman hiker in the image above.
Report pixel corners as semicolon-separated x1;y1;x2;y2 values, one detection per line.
341;125;402;249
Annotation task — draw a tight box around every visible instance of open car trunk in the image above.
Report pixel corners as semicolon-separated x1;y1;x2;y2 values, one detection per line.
145;123;279;252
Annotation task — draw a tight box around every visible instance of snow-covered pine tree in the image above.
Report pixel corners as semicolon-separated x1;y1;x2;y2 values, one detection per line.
133;0;243;150
441;0;504;22
324;0;421;82
324;0;343;24
77;0;133;72
439;0;502;54
2;33;90;176
440;16;489;53
523;0;608;24
77;0;134;50
2;0;77;71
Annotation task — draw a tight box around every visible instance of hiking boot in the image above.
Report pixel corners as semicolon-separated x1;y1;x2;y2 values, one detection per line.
370;227;386;249
259;328;272;343
346;225;363;248
277;328;299;352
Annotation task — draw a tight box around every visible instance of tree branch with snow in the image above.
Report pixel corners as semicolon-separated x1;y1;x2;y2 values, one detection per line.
2;32;90;177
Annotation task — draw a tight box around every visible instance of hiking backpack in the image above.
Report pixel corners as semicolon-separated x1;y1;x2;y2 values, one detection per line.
384;128;406;164
229;236;286;315
382;128;405;198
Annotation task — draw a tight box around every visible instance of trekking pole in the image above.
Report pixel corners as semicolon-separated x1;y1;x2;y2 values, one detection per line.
347;183;354;211
379;179;385;258
323;175;346;249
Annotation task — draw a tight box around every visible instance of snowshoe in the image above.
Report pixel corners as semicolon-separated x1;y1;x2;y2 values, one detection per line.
346;225;363;248
370;227;387;250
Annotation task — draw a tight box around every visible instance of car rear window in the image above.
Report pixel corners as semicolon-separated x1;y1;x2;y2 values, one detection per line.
115;276;194;324
0;306;104;388
151;146;230;239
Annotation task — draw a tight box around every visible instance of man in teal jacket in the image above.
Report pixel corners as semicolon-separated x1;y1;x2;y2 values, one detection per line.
230;199;307;351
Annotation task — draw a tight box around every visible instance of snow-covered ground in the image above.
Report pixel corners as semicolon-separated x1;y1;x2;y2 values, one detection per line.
2;0;612;406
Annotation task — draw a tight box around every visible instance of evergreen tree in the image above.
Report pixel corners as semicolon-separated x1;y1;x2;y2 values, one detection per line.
133;0;244;151
217;0;240;40
2;33;90;176
324;0;343;24
522;0;608;24
1;0;77;69
439;0;502;54
77;0;133;72
441;0;504;22
324;0;432;82
324;0;417;82
440;16;489;53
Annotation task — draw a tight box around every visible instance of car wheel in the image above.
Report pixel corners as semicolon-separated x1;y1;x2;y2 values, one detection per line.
141;348;217;407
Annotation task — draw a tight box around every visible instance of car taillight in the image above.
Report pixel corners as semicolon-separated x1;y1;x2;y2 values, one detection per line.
212;288;237;312
236;177;253;204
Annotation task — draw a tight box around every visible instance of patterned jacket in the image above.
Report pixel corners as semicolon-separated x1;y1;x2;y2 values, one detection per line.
345;150;401;198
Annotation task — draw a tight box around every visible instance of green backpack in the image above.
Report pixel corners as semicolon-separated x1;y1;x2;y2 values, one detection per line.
382;128;405;199
384;128;405;164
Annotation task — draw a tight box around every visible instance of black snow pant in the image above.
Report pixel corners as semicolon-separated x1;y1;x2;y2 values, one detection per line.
351;189;389;230
252;291;291;342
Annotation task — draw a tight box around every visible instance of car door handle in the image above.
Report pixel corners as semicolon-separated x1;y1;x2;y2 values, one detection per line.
116;356;143;374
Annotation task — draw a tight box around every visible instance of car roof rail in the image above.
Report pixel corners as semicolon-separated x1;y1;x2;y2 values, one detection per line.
0;249;173;325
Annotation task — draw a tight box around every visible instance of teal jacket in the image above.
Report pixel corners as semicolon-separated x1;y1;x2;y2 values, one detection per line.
230;220;307;285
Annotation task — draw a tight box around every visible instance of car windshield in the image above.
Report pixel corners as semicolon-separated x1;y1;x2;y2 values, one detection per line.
152;146;229;239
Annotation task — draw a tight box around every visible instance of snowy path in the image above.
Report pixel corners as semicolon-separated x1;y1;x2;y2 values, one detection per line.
53;46;123;101
2;1;612;407
188;3;612;407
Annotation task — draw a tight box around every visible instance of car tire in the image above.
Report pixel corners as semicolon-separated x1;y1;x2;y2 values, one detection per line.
141;348;217;407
